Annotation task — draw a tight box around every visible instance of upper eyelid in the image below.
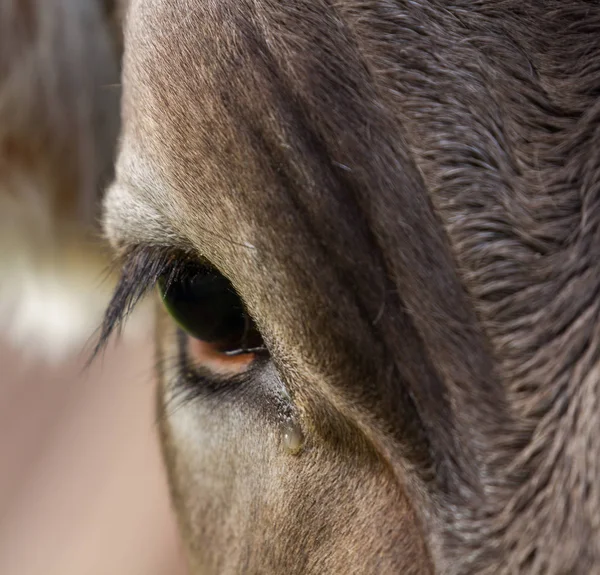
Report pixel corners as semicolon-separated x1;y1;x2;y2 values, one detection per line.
104;178;257;264
102;180;182;255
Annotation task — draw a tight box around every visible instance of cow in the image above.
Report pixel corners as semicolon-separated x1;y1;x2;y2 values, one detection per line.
6;0;600;573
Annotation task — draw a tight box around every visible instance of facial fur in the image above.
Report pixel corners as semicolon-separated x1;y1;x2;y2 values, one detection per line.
104;1;600;573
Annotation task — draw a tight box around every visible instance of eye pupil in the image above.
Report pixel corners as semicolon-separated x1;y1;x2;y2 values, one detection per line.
159;268;262;355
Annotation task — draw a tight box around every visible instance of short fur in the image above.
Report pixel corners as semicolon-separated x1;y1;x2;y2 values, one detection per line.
101;0;600;573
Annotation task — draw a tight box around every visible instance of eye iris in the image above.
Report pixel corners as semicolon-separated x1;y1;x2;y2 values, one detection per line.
159;270;260;354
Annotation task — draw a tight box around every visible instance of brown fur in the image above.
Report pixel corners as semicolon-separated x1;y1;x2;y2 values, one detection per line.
11;0;600;572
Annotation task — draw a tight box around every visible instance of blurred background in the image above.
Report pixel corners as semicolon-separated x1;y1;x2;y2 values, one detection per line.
0;337;188;575
0;1;188;573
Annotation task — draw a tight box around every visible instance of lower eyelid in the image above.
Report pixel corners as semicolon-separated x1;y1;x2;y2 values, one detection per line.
186;335;256;377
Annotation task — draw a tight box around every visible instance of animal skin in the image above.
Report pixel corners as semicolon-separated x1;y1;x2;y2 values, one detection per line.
5;0;600;573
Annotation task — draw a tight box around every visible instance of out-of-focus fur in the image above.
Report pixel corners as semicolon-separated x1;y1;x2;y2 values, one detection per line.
0;0;146;359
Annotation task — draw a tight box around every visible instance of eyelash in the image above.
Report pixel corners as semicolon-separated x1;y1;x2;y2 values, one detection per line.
94;244;192;357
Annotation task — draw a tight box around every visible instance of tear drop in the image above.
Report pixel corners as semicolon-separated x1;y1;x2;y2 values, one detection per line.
282;420;304;455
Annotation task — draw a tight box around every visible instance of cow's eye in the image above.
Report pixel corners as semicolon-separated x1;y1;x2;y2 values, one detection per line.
158;268;264;357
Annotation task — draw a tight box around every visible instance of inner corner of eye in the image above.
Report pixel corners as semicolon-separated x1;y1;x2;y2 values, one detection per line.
157;267;264;374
